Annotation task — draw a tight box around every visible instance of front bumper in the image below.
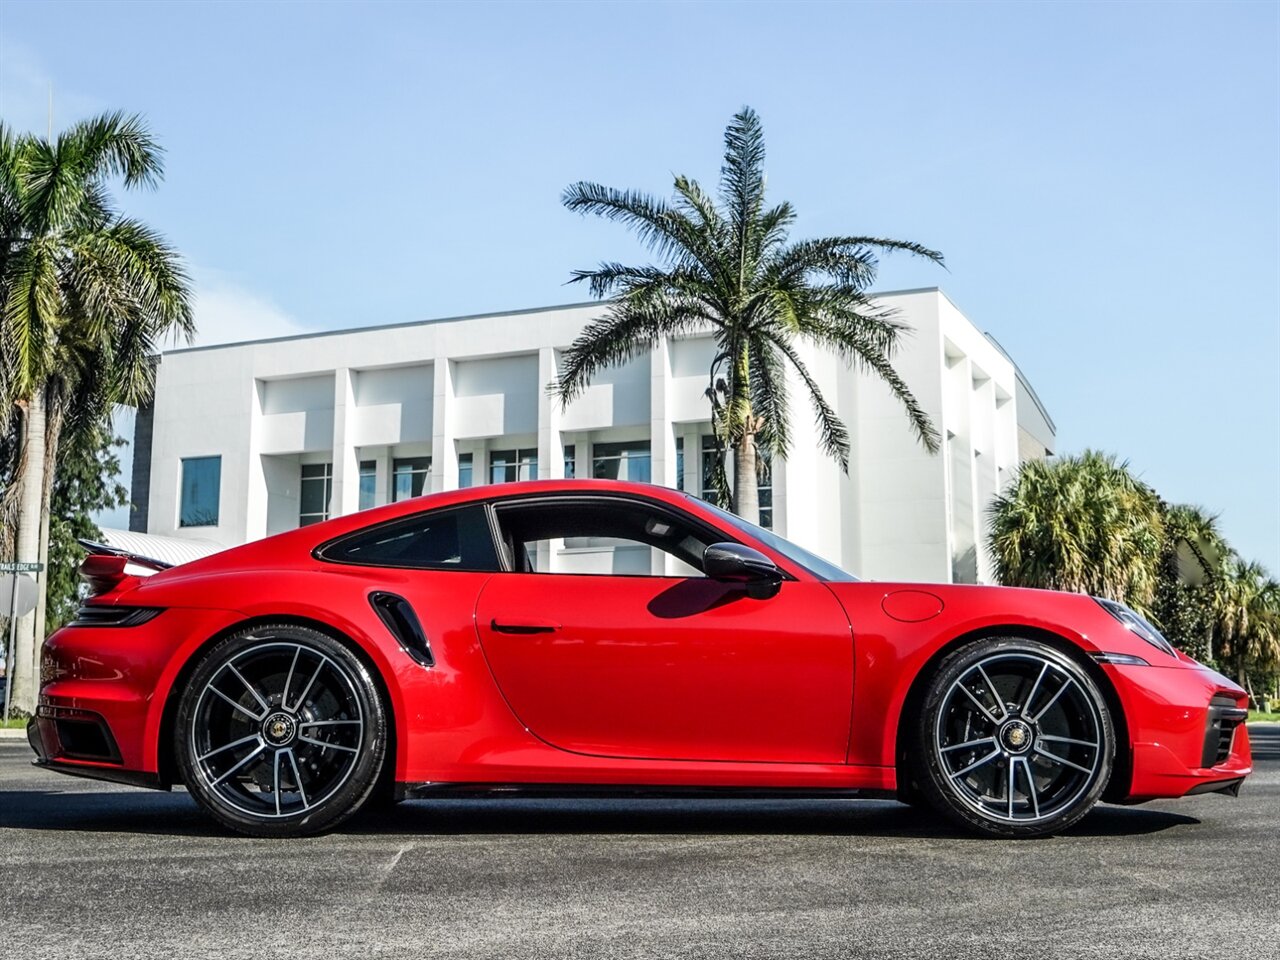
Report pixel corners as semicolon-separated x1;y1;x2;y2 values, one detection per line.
1104;660;1252;801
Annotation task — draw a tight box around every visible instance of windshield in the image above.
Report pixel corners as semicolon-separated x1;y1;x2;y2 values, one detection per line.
692;498;859;582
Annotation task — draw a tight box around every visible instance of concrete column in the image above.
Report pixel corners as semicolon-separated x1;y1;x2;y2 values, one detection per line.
330;368;359;517
650;337;676;574
681;424;700;494
537;347;564;480
536;348;565;573
430;359;456;493
373;446;392;507
244;380;269;541
650;338;676;490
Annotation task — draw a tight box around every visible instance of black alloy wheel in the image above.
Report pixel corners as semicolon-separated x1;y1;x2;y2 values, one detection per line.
912;637;1115;838
175;624;387;837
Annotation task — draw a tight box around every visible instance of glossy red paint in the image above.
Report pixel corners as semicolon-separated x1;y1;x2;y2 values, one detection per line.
29;478;1251;807
476;574;853;762
880;589;945;623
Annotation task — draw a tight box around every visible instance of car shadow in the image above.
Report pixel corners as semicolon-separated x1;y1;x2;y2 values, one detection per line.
0;789;1199;840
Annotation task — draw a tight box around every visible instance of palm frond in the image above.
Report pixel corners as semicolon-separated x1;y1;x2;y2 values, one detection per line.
60;111;163;188
766;334;851;469
840;331;941;454
719;106;768;239
747;337;790;455
562;182;697;266
556;291;703;404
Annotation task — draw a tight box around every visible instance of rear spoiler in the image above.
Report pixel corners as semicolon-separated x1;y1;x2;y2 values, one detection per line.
76;539;173;572
76;539;173;596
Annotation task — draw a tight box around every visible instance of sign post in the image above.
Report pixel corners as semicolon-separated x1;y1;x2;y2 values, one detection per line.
2;561;43;724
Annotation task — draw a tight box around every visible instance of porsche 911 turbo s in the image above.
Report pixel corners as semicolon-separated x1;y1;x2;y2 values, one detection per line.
28;479;1252;838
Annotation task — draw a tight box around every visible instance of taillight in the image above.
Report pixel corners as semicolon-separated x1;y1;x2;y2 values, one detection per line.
68;605;163;627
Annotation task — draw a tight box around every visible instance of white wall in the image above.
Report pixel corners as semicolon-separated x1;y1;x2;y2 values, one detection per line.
142;292;1045;584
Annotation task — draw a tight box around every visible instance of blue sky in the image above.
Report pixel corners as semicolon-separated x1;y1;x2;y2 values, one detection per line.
2;0;1277;571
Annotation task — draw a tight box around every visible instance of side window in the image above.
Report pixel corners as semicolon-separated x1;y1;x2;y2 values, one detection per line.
318;504;500;571
493;497;713;577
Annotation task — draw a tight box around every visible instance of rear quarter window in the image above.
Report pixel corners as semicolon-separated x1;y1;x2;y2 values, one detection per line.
317;504;499;571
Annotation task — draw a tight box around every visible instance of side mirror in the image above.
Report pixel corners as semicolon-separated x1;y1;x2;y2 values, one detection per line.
703;542;783;599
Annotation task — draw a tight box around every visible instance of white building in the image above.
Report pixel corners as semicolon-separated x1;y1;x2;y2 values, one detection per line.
129;288;1054;584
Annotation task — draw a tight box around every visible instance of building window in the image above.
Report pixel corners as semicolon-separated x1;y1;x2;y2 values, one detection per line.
358;460;377;511
675;437;684;491
300;463;333;526
758;450;773;530
179;456;221;527
700;436;723;501
490;448;537;483
458;453;473;489
697;436;771;528
393;457;431;501
564;444;576;479
592;441;651;483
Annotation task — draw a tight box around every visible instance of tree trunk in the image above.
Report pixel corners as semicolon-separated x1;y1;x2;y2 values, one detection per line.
32;399;63;685
732;432;759;526
10;396;46;716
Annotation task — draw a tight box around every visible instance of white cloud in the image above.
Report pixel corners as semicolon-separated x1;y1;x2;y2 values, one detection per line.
182;271;308;348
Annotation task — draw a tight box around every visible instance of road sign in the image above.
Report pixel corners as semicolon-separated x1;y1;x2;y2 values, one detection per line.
0;562;43;573
0;574;38;619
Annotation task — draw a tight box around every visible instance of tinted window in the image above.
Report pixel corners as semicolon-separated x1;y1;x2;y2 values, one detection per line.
320;505;500;571
180;456;221;527
300;463;333;526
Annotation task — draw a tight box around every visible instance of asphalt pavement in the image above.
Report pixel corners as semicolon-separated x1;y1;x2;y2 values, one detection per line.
1;727;1277;959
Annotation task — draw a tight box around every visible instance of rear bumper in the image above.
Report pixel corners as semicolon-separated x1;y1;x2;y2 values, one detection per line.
27;709;166;790
1104;661;1253;801
31;606;245;787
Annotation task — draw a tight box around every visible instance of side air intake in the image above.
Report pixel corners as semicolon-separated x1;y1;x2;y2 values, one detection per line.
369;592;434;667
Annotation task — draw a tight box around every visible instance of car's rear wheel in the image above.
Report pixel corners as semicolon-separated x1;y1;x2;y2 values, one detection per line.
912;637;1114;838
175;624;387;837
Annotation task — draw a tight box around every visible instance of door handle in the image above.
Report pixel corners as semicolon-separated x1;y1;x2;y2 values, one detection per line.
490;617;560;635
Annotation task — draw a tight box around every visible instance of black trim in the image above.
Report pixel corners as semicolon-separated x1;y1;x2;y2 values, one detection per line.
313;503;502;572
369;592;434;666
1202;695;1247;768
30;757;168;791
395;782;897;802
1185;777;1244;798
28;708;124;765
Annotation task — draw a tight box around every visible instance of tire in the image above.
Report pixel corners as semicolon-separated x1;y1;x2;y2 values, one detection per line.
910;637;1114;838
174;623;388;838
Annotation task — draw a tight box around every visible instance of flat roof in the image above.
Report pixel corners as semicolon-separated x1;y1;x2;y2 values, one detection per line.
163;287;945;356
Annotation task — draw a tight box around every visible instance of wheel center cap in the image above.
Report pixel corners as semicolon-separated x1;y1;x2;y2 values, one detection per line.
262;712;297;746
1000;719;1033;753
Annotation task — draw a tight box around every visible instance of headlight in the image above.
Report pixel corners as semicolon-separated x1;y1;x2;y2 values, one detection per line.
1094;597;1178;659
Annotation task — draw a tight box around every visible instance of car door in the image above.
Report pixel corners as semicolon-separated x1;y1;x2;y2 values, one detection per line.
473;494;854;764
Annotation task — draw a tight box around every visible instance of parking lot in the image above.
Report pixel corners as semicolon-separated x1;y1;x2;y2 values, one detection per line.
1;727;1277;959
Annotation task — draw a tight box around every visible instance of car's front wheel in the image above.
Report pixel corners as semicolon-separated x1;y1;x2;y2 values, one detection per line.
911;637;1115;838
174;624;387;837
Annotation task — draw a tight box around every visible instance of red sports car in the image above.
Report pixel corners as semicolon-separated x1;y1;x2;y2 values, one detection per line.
28;480;1251;838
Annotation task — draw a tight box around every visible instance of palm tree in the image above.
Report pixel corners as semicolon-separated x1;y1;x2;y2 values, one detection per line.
1210;556;1280;691
1152;503;1226;662
0;113;193;714
556;107;942;522
987;451;1166;615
